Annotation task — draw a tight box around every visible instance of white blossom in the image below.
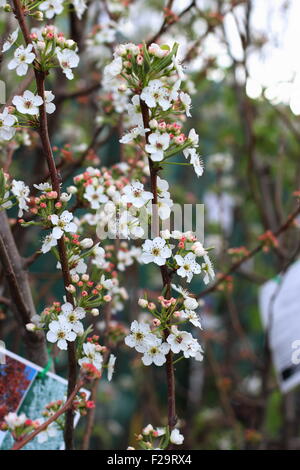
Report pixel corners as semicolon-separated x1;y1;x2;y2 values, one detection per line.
39;0;64;19
84;184;108;209
166;326;194;354
145;132;170;161
174;252;201;283
61;302;85;335
141;79;172;110
2;28;19;53
170;429;184;445
56;48;79;80
125;320;155;353
4;412;27;430
44;91;56;114
119;125;149;143
0;107;17;141
181;310;202;328
11;180;30;217
103;56;123;80
41;233;58;253
201;255;215;284
46;315;76;350
107;354;116;381
8;44;35;76
12;90;43;115
78;342;103;370
141;338;170;366
141;237;172;266
180;91;192;117
72;0;87;19
122;181;153;208
50;210;77;239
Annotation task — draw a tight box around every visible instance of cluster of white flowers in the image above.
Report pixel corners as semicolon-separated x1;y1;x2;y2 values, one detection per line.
125;318;203;367
78;341;103;370
46;302;85;350
0;108;17;141
104;42;203;178
141;233;214;285
71;166;173;241
41;209;77;253
11;179;30;217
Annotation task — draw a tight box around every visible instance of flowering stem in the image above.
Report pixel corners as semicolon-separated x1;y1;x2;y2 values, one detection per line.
140;98;177;441
11;0;78;449
11;379;84;450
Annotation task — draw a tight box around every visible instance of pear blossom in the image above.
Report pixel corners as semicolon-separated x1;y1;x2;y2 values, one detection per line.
8;44;35;76
72;0;87;19
103;56;123;80
141;79;172;110
2;28;19;53
107;354;116;381
44;91;56;114
125;320;155;353
56;254;87;275
119;125;149;144
56;48;79;80
39;0;64;19
141;338;170;366
78;342;103;370
145;132;170;162
183;337;204;360
172;55;186;80
148;43;168;58
190;150;204;177
157;176;170;199
4;412;27;429
141;237;172;266
84;185;108;209
201;255;215;284
157;196;173;220
180;91;192;117
166;326;194;354
186;128;199;147
174;252;201;283
126;95;143;126
0;107;17;141
50;210;77;239
181;310;202;328
11;180;30;217
191;241;207;257
41;233;58;254
34;182;52;192
60;302;85;335
46;315;76;350
122;181;153;208
170;429;184;445
12;90;43;115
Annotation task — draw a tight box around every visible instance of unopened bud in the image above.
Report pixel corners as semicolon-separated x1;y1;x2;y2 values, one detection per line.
91;308;99;317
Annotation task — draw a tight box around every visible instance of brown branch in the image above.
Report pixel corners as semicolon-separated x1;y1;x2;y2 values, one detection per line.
11;0;78;449
198;203;300;298
147;0;196;46
11;379;84;450
140;98;177;443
